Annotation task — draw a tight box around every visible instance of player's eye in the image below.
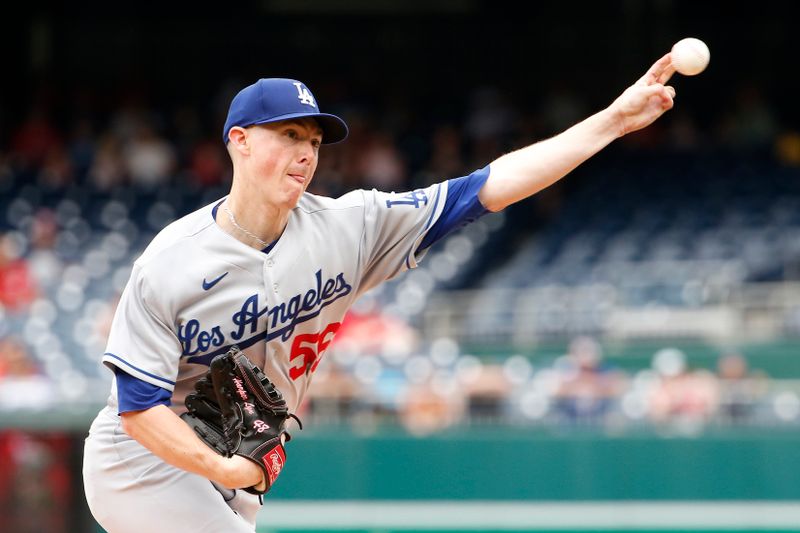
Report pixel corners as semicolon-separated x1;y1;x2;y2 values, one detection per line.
286;129;299;140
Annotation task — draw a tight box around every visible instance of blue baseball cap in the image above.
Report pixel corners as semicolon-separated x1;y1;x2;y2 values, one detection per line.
222;78;348;145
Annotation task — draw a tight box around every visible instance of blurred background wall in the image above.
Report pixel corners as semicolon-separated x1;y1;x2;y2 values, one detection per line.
2;1;800;531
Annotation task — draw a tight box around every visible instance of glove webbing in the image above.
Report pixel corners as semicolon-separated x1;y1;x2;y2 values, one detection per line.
235;357;288;415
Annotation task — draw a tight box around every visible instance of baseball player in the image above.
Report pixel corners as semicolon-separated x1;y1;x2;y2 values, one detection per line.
82;55;677;532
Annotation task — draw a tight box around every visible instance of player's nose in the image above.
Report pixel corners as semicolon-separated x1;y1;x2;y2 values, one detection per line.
296;142;317;163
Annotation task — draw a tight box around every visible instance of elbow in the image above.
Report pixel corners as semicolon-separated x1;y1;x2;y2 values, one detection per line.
482;200;507;213
477;186;508;213
120;410;144;439
120;412;135;437
479;195;507;213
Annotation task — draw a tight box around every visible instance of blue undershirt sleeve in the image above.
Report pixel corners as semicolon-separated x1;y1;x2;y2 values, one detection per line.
115;366;172;414
418;165;491;252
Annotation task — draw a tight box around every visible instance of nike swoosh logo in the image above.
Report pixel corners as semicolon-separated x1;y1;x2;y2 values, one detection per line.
202;272;229;291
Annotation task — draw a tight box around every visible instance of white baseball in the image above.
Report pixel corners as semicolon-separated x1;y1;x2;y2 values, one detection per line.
671;37;710;76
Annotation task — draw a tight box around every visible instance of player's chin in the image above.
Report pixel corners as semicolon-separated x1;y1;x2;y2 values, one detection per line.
281;183;306;207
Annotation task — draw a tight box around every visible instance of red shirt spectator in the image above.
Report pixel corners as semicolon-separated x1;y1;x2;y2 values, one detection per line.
0;235;38;313
11;109;63;168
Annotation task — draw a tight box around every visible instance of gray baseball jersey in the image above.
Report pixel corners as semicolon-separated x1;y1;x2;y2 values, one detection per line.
103;183;446;415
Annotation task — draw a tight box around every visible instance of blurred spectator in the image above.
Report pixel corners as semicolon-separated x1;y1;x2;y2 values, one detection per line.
646;348;720;430
109;89;157;144
0;337;39;378
332;307;419;360
187;138;229;187
36;144;74;189
553;336;627;424
0;432;71;533
303;360;364;424
0;233;38;313
122;122;177;188
87;133;126;191
356;130;406;190
26;208;63;291
66;118;97;179
458;361;510;424
10;107;62;171
398;376;465;436
0;336;54;410
715;352;769;425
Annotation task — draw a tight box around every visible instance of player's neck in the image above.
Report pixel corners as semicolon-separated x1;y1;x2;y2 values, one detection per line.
217;193;289;250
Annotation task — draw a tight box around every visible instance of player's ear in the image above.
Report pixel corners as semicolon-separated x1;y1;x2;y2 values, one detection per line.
228;127;250;155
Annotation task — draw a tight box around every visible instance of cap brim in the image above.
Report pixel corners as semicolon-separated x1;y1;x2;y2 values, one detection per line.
251;112;349;145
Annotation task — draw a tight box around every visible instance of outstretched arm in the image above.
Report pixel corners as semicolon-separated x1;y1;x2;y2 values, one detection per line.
478;53;677;212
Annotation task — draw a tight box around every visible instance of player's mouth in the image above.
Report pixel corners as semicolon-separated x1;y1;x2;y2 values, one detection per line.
288;173;306;185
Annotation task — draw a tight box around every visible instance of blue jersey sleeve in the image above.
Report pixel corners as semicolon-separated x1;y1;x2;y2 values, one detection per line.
418;165;491;251
115;366;172;414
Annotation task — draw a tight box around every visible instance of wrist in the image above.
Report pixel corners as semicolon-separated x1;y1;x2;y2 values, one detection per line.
222;455;264;489
252;473;267;493
598;105;626;140
208;454;236;487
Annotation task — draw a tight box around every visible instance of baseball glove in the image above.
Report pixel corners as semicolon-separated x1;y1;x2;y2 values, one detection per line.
181;346;301;495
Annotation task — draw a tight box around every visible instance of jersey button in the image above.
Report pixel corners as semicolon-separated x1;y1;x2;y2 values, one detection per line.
267;259;274;267
273;283;279;293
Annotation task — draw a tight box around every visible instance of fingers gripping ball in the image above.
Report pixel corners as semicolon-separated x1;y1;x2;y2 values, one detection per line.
181;346;302;495
671;38;710;76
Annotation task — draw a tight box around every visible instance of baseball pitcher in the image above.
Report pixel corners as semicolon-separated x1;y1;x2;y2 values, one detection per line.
83;54;676;532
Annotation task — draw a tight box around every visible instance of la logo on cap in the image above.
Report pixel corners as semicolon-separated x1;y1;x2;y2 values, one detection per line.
293;82;316;108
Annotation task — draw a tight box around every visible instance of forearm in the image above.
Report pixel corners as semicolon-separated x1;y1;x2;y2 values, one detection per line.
121;404;260;488
478;107;623;212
